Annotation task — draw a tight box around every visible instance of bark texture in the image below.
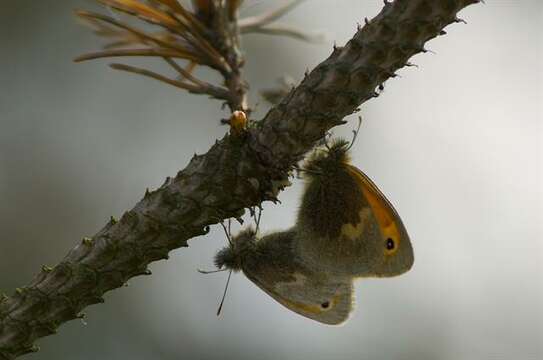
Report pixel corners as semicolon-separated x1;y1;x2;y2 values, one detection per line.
0;0;479;358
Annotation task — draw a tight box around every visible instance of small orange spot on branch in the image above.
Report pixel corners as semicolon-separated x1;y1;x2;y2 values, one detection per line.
229;110;248;135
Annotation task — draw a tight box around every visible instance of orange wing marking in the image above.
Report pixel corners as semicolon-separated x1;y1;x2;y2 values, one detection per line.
346;165;401;255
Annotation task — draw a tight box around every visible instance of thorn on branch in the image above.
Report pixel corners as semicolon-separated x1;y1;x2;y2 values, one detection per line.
136;268;152;276
200;226;210;235
44;321;59;334
93;296;106;304
454;17;467;24
423;48;436;54
41;265;54;273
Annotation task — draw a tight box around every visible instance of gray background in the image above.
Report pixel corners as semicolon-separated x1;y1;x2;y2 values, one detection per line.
0;1;541;359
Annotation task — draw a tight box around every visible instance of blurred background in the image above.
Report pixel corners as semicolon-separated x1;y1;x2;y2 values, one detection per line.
0;1;541;359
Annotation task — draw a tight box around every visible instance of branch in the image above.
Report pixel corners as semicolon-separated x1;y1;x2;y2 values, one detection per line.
0;0;480;358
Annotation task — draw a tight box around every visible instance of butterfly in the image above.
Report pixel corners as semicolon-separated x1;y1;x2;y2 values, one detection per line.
212;138;414;324
295;138;414;278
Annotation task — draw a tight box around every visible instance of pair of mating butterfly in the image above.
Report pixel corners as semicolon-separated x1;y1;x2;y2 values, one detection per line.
204;128;414;325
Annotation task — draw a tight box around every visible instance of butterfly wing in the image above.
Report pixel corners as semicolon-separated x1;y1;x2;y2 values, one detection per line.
296;149;413;277
345;165;408;246
241;230;354;325
345;164;414;276
245;269;354;325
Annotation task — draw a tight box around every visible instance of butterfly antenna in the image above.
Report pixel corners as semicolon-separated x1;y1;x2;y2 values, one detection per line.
220;220;233;247
216;269;233;316
346;116;363;152
197;268;228;274
250;206;257;228
228;218;232;239
254;206;263;233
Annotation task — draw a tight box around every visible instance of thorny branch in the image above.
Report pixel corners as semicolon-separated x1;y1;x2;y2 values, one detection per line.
0;0;481;358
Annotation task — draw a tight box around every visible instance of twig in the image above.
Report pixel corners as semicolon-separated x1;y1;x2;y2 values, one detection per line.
76;11;195;55
205;1;249;112
109;63;230;99
239;0;306;30
74;48;200;63
243;23;325;43
162;58;204;86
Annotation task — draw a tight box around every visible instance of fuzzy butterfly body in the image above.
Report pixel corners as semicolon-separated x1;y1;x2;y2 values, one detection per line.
213;139;413;325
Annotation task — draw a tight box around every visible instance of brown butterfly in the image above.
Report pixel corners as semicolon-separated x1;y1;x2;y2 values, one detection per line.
213;138;414;324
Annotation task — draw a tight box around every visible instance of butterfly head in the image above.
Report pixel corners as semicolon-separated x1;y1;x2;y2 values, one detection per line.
303;138;351;177
214;227;257;271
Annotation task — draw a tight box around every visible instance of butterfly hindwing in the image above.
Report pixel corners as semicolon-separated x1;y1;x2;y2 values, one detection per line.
245;270;354;325
236;229;354;325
